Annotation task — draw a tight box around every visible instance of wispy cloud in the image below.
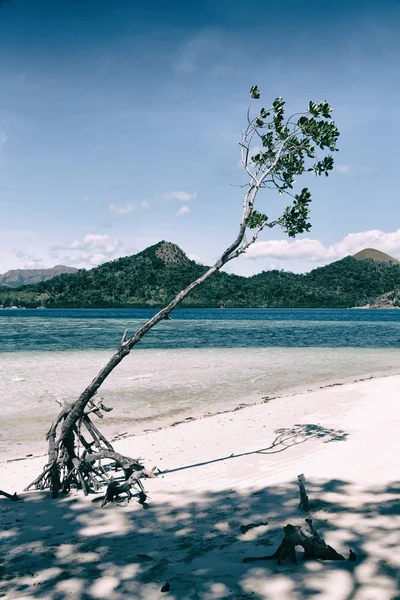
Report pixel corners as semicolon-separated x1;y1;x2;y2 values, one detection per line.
141;200;150;209
0;132;8;165
336;164;373;175
171;30;230;75
177;205;191;217
164;191;197;202
109;203;136;214
11;248;44;269
245;229;400;262
50;233;122;267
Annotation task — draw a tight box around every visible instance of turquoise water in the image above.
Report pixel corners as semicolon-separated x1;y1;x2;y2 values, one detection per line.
2;308;400;455
2;308;400;352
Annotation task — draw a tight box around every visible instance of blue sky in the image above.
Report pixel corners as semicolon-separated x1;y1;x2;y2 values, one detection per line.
1;0;400;275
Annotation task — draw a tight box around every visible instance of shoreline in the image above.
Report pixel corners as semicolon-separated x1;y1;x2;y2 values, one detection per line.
2;366;399;466
3;345;400;463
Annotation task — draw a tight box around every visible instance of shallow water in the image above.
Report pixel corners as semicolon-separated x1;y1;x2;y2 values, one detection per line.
2;346;400;458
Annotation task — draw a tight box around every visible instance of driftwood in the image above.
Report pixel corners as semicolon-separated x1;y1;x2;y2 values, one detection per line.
240;521;269;534
244;519;347;564
297;473;310;511
0;490;21;502
101;480;134;507
100;474;148;507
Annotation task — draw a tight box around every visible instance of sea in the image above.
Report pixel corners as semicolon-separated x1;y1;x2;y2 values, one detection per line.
2;307;400;457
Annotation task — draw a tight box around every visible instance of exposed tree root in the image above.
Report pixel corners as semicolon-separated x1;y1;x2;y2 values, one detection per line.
25;396;153;501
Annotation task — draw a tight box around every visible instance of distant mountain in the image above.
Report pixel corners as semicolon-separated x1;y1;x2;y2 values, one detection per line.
0;265;78;288
352;248;399;264
2;242;400;308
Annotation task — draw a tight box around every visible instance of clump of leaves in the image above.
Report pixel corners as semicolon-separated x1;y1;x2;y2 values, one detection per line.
242;87;339;238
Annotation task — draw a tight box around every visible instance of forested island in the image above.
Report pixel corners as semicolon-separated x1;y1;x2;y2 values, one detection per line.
1;241;400;309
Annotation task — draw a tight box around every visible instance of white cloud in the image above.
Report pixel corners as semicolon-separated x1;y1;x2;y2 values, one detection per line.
245;229;400;263
246;239;333;261
109;203;136;214
141;200;150;209
176;205;191;217
87;253;108;265
49;234;122;267
188;253;202;263
164;191;197;202
0;133;8;147
74;234;120;253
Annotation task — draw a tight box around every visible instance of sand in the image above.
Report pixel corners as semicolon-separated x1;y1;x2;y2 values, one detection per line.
1;374;400;599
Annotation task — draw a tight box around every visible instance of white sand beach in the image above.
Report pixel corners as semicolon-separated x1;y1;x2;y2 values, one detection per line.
1;373;400;599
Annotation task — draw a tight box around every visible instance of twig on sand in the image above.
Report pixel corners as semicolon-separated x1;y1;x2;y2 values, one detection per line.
0;490;22;502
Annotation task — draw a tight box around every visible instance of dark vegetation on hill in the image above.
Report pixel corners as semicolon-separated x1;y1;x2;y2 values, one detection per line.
1;241;400;309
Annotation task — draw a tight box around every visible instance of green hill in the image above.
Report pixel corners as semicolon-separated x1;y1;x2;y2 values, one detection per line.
2;241;400;308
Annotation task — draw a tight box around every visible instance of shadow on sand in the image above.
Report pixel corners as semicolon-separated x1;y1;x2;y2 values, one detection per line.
0;424;399;599
160;423;348;475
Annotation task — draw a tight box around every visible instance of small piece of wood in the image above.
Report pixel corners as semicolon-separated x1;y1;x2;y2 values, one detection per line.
101;479;133;507
240;521;268;534
244;519;346;564
0;490;21;501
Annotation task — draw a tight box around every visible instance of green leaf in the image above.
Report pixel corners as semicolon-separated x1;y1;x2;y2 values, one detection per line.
250;85;260;99
246;210;268;229
280;188;312;237
243;91;339;239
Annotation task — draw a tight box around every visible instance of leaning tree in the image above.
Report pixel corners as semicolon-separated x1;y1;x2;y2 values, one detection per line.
28;87;339;499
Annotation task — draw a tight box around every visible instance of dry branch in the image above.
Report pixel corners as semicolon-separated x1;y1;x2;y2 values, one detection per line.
0;490;21;501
